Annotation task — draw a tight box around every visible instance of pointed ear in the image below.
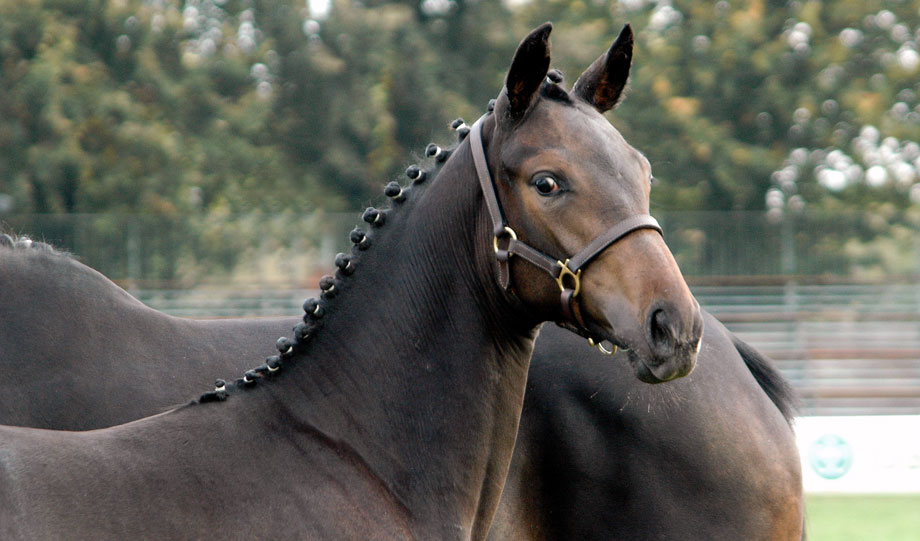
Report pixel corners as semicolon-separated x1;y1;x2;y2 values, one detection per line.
503;22;552;120
572;24;633;113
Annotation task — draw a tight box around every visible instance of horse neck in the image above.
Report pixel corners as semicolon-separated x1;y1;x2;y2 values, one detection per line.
237;136;538;536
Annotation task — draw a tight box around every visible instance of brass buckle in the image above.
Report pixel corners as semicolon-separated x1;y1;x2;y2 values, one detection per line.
493;226;517;255
588;337;617;356
555;259;582;297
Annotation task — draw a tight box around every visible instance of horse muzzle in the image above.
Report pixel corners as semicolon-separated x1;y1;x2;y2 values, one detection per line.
633;299;703;383
599;297;703;384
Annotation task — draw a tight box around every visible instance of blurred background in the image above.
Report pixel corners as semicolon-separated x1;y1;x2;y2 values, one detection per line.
1;0;919;537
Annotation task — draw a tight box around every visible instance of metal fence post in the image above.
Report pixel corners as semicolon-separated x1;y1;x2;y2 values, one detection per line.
127;217;140;282
781;214;796;275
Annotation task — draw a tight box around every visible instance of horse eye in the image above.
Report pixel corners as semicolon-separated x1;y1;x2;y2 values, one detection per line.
533;175;560;195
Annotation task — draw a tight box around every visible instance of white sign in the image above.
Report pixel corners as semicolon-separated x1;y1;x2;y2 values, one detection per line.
795;415;920;493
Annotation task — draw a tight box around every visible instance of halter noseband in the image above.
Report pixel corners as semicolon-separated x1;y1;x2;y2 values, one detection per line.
469;114;663;355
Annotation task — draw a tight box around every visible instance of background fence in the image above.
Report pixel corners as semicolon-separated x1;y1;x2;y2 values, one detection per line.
3;211;920;416
4;210;920;285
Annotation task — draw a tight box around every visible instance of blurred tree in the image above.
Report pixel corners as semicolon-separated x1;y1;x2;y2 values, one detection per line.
0;0;328;218
1;0;918;280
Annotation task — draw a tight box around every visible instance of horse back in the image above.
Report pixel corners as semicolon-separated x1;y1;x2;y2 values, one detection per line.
0;246;295;429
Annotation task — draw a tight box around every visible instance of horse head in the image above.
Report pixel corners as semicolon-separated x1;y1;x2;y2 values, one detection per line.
480;23;702;383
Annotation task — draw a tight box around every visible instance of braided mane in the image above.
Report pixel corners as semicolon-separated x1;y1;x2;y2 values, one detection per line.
197;105;493;403
198;72;582;402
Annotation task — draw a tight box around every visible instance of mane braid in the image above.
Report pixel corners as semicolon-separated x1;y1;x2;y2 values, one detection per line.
540;69;572;104
196;108;487;405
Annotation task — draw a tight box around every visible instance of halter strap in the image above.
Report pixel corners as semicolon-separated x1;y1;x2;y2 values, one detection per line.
469;115;662;350
470;113;514;289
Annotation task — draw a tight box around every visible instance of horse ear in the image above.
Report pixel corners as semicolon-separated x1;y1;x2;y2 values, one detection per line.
503;22;552;120
572;24;633;113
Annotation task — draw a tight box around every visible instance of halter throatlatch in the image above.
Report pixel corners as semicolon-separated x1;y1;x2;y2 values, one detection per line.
469;114;663;355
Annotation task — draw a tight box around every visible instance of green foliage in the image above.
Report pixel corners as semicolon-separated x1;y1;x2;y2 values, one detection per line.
0;0;326;218
1;0;918;281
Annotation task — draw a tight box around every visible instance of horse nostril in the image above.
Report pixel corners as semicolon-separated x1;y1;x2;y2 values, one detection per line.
648;307;673;351
642;301;701;380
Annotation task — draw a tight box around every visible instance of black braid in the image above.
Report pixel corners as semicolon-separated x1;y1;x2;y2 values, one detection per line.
199;379;229;402
362;207;387;226
319;275;338;299
335;253;355;275
350;227;371;250
240;369;259;387
266;355;282;371
293;322;311;342
276;337;295;357
411;169;428;184
384;181;406;202
303;297;325;318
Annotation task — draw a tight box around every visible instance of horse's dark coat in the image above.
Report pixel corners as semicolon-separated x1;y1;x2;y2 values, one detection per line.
0;239;803;539
488;317;803;540
0;240;294;430
0;24;706;539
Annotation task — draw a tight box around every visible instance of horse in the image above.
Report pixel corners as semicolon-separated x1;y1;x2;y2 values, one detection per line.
0;23;704;539
489;320;803;540
0;236;804;539
0;235;296;430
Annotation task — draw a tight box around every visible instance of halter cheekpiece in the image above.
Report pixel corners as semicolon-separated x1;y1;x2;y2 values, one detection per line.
469;114;663;355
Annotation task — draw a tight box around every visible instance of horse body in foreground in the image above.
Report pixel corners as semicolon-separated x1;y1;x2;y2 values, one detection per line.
0;24;704;539
0;240;803;538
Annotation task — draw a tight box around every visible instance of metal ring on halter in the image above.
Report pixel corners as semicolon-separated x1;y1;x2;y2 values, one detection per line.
588;337;617;356
555;259;582;297
492;226;517;255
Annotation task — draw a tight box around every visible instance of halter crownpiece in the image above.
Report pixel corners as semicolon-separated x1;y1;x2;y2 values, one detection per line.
469;113;663;354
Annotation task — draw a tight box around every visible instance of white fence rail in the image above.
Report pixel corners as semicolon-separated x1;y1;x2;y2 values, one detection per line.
130;282;920;417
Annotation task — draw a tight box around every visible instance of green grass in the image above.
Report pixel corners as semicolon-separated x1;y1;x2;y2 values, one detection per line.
806;494;920;540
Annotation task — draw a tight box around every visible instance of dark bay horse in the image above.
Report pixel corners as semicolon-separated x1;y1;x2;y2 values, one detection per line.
0;238;803;539
0;24;703;539
489;320;803;540
0;236;295;430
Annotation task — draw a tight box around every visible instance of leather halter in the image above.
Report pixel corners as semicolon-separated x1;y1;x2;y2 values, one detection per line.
469;114;663;354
